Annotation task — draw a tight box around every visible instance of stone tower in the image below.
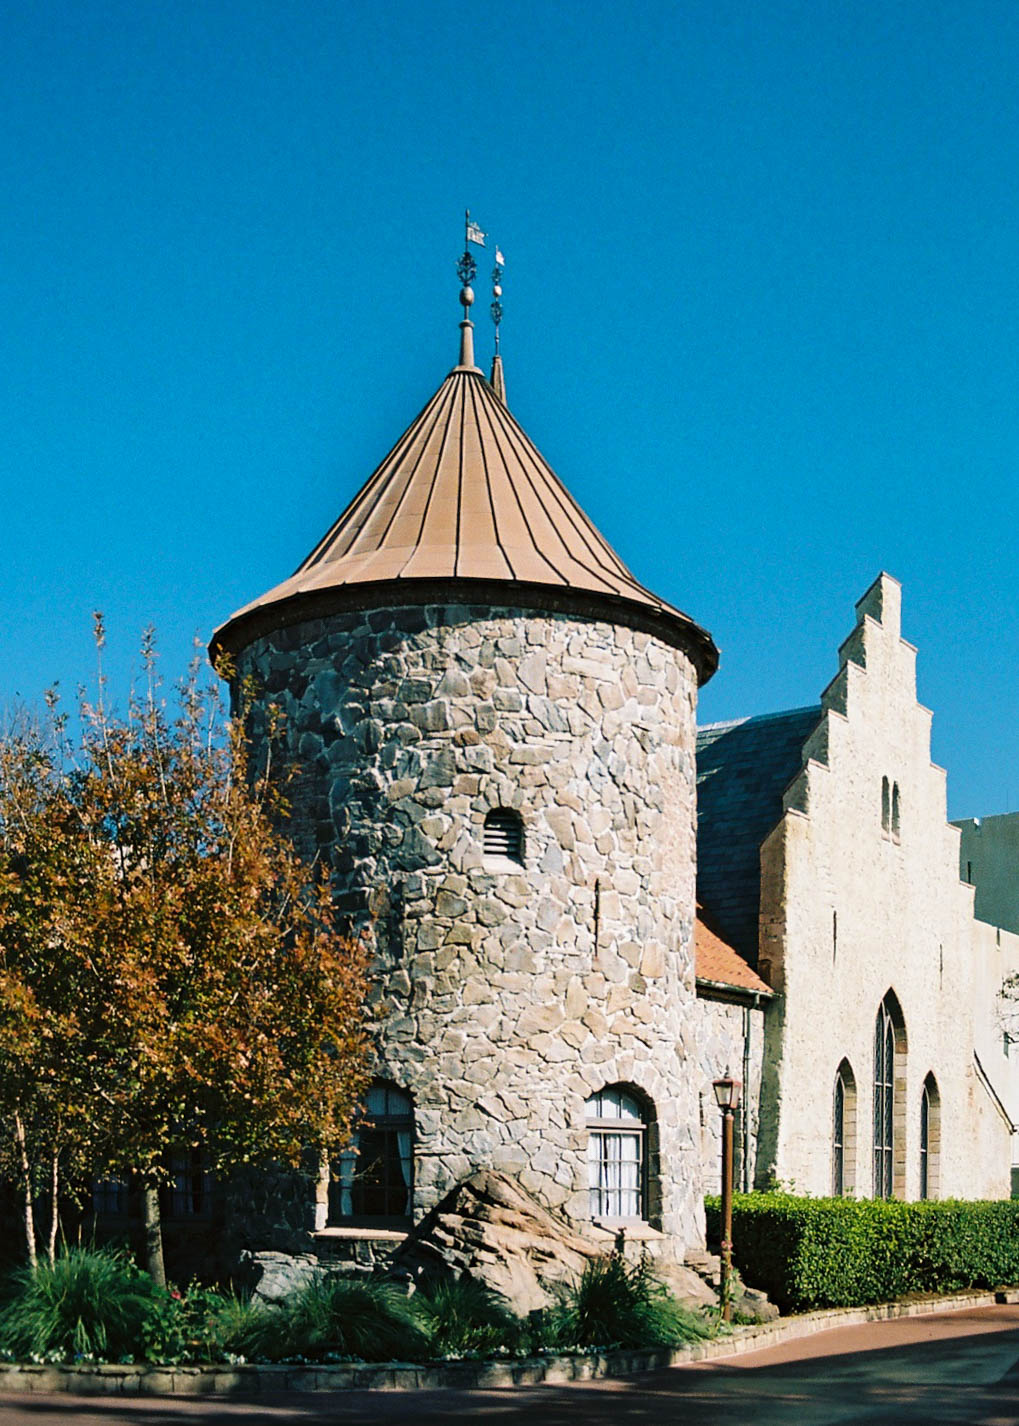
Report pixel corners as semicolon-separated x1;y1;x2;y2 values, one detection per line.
211;294;718;1256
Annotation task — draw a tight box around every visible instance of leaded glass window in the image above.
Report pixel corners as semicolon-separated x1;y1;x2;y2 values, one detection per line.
873;1003;895;1198
833;1072;846;1196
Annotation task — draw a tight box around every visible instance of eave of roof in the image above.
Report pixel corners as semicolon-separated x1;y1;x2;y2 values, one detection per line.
695;909;772;997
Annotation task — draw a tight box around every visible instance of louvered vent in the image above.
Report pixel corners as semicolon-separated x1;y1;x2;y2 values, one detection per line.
484;809;524;865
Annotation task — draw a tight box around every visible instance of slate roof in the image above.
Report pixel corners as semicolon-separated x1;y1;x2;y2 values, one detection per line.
211;318;717;679
696;706;821;964
695;910;772;997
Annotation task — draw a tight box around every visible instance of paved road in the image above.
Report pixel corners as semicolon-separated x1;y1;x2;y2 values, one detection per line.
2;1303;1019;1425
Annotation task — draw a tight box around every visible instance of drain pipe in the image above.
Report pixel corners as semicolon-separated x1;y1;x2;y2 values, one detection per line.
741;996;760;1192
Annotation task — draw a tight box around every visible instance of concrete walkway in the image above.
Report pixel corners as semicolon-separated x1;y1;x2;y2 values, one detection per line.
1;1303;1018;1424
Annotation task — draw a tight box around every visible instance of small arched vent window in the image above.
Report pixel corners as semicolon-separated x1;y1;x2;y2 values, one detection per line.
484;808;524;867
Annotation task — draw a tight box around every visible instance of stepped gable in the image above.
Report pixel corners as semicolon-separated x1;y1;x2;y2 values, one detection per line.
211;319;717;681
696;706;821;963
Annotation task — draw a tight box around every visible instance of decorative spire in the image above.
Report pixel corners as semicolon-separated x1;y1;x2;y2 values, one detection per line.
456;209;486;370
490;247;506;404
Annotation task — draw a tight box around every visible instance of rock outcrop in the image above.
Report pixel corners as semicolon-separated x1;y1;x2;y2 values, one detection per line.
390;1169;602;1313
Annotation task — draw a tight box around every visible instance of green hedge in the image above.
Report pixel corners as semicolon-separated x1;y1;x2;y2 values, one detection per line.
704;1194;1019;1313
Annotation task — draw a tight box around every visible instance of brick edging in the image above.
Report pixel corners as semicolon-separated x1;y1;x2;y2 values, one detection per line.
0;1289;1015;1397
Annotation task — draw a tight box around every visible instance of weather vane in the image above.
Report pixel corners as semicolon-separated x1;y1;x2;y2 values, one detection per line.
458;209;486;315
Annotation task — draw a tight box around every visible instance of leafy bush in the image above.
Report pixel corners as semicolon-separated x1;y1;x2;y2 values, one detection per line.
413;1276;524;1357
0;1246;162;1362
222;1276;430;1363
538;1255;712;1351
705;1193;1019;1313
141;1283;236;1364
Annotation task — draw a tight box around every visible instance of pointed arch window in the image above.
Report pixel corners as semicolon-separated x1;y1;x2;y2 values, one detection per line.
873;993;907;1199
833;1060;857;1197
920;1074;941;1200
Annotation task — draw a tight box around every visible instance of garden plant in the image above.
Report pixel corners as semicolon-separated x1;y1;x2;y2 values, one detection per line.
0;1244;715;1367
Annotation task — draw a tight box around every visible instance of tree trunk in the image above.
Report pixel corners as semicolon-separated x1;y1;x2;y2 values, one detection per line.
12;1113;37;1270
141;1185;166;1287
47;1149;60;1267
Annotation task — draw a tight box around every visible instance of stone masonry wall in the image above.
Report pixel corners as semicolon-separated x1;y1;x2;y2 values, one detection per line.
236;602;704;1254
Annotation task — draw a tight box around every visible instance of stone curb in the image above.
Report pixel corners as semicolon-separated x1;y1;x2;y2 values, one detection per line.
0;1288;1016;1397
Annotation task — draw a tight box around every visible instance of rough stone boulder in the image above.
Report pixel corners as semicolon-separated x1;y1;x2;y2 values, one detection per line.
390;1170;601;1313
239;1250;325;1305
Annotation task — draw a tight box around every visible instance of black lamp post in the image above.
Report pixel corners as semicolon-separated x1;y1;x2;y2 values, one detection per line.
713;1071;742;1322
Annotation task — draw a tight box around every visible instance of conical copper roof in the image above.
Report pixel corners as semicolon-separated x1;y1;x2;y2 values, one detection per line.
211;328;717;681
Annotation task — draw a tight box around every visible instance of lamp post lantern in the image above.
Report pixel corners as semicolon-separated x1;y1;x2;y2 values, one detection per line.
713;1072;742;1322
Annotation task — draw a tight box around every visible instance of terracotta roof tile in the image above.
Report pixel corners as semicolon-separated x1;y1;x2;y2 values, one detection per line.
695;909;772;996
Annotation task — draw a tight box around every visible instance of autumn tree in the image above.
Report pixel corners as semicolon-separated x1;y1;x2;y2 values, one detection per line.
0;623;370;1281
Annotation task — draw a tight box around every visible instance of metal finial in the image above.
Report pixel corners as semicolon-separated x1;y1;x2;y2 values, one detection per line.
457;210;485;327
456;211;488;368
490;249;504;354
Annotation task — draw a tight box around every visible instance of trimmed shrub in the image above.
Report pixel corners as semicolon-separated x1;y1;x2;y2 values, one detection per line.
0;1246;163;1362
222;1276;430;1363
705;1194;1019;1313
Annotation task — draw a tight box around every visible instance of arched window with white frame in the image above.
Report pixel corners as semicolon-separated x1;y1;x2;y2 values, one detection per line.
586;1085;653;1222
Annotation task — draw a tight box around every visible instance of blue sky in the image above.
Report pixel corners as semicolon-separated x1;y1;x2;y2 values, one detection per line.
2;0;1017;817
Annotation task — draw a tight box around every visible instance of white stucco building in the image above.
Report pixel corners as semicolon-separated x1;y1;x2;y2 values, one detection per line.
696;573;1019;1201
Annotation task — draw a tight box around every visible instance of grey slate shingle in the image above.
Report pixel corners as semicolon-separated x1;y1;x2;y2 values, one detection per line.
696;706;821;965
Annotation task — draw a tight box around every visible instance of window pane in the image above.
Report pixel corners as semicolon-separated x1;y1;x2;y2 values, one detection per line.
587;1087;642;1122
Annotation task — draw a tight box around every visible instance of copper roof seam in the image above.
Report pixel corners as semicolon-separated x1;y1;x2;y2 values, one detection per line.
496;404;639;585
466;374;517;581
296;381;448;573
454;373;466;579
301;396;444;569
473;375;566;586
483;388;631;594
333;377;456;563
374;377;459;557
329;392;446;558
408;372;460;563
481;391;627;588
